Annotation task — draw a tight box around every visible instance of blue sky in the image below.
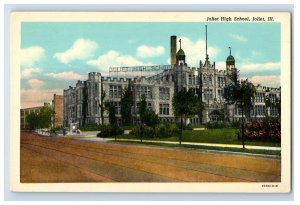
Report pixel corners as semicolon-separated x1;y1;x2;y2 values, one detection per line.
20;22;281;108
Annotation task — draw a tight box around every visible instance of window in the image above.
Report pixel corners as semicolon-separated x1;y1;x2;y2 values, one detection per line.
255;105;266;115
188;74;192;85
93;83;98;96
77;105;82;117
204;89;213;101
208;76;213;85
202;75;212;86
136;86;152;99
109;85;122;98
195;76;199;85
270;105;278;116
235;105;242;115
112;101;121;115
188;74;196;85
256;92;265;103
147;102;152;110
159;104;169;115
136;103;140;114
203;75;207;86
72;106;76;118
94;100;98;115
218;77;225;87
159;87;170;100
71;93;75;102
269;94;277;103
192;75;196;85
218;89;224;101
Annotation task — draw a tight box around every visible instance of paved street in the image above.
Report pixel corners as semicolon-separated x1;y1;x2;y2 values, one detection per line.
21;131;281;183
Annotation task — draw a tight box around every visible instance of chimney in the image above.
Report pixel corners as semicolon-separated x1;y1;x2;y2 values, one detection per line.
170;36;177;66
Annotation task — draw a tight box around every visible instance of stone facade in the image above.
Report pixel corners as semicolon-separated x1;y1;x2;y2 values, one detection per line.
63;35;280;128
63;73;175;126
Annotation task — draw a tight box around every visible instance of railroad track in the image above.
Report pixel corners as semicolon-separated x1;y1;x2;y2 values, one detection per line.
21;132;281;182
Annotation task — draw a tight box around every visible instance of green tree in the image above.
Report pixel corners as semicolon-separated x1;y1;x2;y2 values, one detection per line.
264;94;271;118
223;71;256;148
25;107;53;130
82;81;88;126
139;95;147;142
26;112;39;130
38;106;53;128
105;101;117;141
120;86;133;126
144;109;160;138
275;94;281;118
144;110;159;128
172;88;201;144
100;85;106;125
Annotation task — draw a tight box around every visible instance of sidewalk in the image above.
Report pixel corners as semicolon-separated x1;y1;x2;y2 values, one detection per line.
87;137;281;151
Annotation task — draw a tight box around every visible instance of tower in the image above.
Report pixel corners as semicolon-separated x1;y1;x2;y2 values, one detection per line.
176;39;186;65
226;46;235;72
170;36;177;66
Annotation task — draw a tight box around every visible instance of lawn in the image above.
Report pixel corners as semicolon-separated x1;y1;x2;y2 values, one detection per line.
110;140;281;156
115;128;281;147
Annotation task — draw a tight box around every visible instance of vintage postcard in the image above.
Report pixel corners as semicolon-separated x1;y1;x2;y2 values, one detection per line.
10;12;291;192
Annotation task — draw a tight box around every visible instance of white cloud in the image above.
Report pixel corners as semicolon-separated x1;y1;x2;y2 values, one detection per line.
21;88;62;109
215;61;280;73
28;78;45;89
241;75;280;87
239;62;280;73
137;45;165;58
21;67;41;78
21;46;45;67
87;50;150;74
54;38;99;64
45;71;85;81
229;34;248;43
178;37;219;67
21;78;63;108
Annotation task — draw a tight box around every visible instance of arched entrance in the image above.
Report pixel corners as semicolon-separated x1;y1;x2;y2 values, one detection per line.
209;110;224;122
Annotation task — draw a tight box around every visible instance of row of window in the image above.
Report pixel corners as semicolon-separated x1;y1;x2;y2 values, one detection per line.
256;92;265;103
235;105;278;116
69;102;171;117
188;74;199;85
188;75;226;87
159;104;170;115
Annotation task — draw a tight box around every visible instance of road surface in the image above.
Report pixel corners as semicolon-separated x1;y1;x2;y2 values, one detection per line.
20;131;281;183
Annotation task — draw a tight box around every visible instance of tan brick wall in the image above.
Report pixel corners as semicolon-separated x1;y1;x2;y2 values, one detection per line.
53;94;64;128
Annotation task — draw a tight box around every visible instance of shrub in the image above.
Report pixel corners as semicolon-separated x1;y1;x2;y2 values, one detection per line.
175;122;191;130
79;124;102;131
206;121;231;129
130;123;179;139
206;121;240;129
130;126;156;138
241;118;281;142
230;121;240;129
157;123;179;138
97;126;124;137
